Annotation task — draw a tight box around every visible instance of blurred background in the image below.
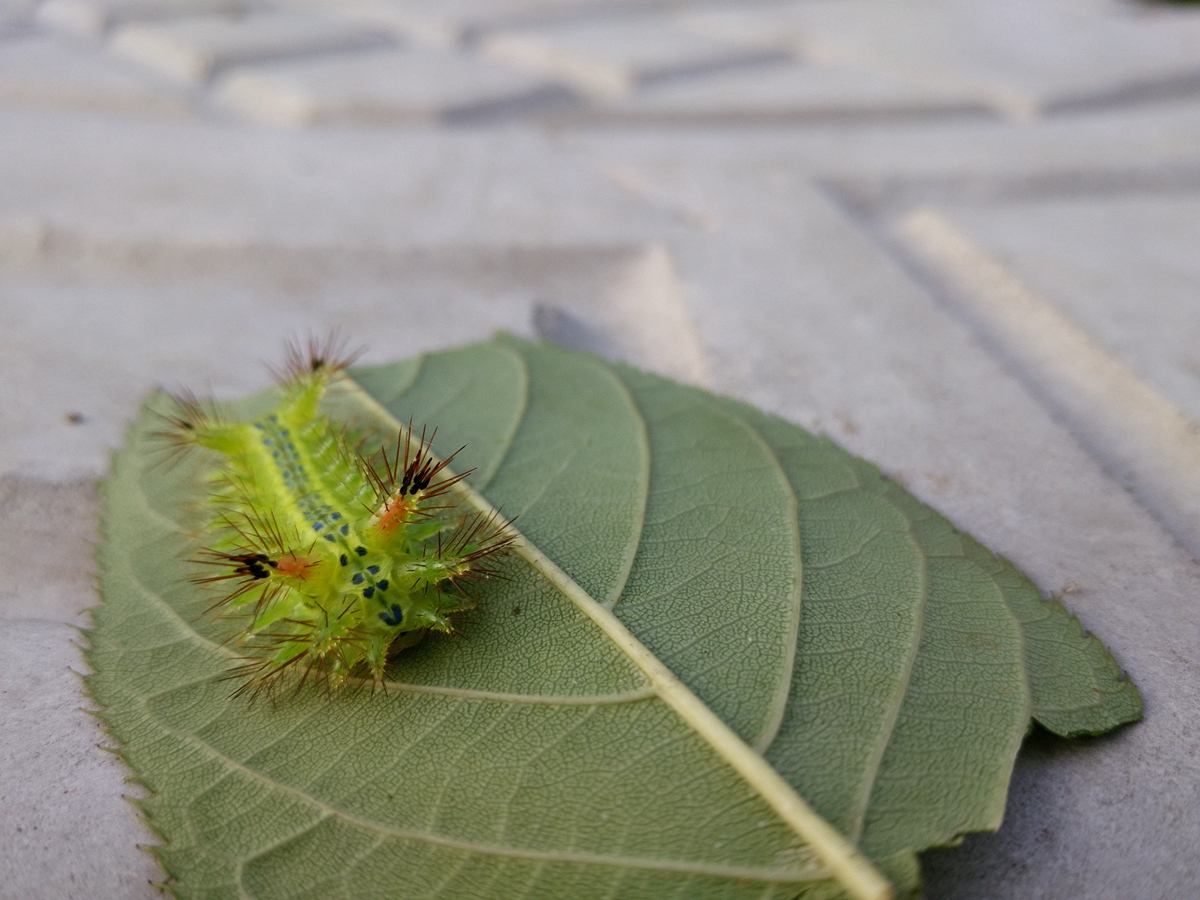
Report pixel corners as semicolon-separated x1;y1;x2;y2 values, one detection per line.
2;1;1199;897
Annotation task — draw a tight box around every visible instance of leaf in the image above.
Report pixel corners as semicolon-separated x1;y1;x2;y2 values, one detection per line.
89;335;1140;899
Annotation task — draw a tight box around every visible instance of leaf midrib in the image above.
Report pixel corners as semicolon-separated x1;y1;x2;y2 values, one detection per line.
339;370;893;900
118;446;834;885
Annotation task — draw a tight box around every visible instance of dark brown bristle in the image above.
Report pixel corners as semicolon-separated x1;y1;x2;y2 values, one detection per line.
271;329;364;385
361;420;475;509
147;389;221;466
440;510;519;583
212;509;307;562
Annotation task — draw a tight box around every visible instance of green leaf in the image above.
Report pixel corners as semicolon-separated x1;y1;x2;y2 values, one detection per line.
90;335;1140;899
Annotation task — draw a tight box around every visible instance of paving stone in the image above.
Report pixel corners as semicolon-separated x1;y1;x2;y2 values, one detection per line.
684;0;1200;117
0;267;519;481
0;110;688;248
0;477;99;622
0;620;164;900
218;46;577;125
580;57;989;124
0;35;185;114
560;97;1200;196
110;10;392;82
37;0;246;37
272;0;665;46
483;16;791;98
0;245;706;484
892;199;1200;559
907;193;1200;427
0;0;38;33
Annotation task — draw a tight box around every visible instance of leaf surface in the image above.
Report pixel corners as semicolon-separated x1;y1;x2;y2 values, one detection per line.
91;336;1140;899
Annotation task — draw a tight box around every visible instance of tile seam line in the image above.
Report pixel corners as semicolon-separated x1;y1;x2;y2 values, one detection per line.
819;180;1200;560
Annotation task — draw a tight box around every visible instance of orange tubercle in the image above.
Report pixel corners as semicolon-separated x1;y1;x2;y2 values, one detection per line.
375;495;411;535
276;554;320;580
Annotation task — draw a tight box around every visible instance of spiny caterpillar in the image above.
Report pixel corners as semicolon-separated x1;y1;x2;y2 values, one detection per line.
156;337;515;699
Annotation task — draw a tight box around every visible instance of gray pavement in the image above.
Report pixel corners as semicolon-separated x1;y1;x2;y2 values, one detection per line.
1;1;1198;898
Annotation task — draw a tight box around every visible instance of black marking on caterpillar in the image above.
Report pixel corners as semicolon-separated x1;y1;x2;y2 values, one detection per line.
156;335;516;701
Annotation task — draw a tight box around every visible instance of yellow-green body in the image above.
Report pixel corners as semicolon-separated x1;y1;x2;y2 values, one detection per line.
175;366;505;694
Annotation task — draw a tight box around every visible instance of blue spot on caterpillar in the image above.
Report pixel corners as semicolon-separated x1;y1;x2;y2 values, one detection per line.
154;335;516;699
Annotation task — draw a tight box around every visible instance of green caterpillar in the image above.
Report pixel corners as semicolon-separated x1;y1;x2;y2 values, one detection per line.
157;338;514;699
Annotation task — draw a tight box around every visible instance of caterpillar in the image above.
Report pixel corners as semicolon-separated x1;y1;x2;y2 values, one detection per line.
155;336;515;700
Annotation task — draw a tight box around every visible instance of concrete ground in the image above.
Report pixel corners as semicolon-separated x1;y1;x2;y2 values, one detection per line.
1;1;1198;897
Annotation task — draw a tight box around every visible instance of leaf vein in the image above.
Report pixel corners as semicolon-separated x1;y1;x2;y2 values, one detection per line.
339;370;891;900
145;710;835;885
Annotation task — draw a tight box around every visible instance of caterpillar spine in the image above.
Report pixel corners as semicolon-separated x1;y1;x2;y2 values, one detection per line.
157;337;514;699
